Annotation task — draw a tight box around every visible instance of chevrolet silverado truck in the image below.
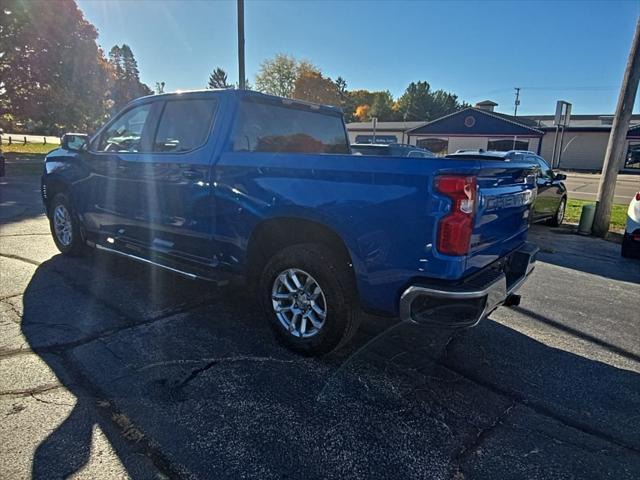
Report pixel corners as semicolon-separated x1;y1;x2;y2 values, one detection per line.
42;90;538;355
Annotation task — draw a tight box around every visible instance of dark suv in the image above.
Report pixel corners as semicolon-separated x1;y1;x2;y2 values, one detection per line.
447;150;568;226
351;143;435;158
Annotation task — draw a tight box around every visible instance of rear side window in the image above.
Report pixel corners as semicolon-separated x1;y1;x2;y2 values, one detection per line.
232;100;349;154
153;99;217;152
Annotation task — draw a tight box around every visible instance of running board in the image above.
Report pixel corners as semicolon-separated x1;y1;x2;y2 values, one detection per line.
95;243;201;280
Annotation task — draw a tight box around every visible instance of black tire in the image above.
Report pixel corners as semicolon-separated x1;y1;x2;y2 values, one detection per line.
48;192;89;256
258;243;360;356
548;197;566;227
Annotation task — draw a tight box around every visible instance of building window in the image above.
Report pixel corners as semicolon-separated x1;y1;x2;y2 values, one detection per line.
354;135;397;144
625;141;640;169
417;138;448;156
487;138;530;151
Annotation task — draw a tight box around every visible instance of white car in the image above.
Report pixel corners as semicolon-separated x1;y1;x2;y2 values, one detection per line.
622;192;640;258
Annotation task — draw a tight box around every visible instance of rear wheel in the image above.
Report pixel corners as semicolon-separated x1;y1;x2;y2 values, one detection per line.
48;193;89;256
548;197;566;227
258;243;360;356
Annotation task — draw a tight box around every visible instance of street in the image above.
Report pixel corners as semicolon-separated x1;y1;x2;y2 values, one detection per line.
564;171;640;203
1;171;640;479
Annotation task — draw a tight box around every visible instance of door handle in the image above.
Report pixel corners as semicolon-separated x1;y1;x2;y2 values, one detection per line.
182;169;204;180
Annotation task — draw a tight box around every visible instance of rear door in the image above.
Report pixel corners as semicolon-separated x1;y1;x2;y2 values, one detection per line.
123;96;220;264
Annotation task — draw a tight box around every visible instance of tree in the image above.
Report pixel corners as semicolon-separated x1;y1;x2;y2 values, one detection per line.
0;0;113;133
354;105;371;122
369;91;395;121
395;81;466;121
155;82;165;94
395;81;432;121
107;43;152;110
292;70;341;106
334;76;348;96
208;67;231;89
429;89;465;119
254;54;319;98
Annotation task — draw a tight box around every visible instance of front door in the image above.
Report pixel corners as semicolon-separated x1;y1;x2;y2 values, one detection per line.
76;101;156;244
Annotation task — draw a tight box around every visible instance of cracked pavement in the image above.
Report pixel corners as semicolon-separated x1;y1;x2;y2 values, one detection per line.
1;170;640;479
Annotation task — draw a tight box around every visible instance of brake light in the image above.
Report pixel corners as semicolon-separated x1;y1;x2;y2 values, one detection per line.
636;192;640;201
435;175;477;255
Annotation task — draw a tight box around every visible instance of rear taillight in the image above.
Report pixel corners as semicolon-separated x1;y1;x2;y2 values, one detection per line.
635;192;640;201
435;175;477;256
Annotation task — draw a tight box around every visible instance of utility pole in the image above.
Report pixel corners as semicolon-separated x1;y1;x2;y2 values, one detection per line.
237;0;246;90
593;17;640;237
514;87;521;116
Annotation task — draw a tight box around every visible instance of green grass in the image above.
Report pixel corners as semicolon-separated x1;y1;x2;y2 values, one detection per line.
1;143;58;155
565;199;627;231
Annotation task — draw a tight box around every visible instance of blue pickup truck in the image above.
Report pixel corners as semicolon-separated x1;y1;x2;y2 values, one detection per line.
42;90;538;355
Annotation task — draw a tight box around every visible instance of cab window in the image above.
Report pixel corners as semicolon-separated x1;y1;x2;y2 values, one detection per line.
97;104;152;153
153;99;218;152
232;99;349;154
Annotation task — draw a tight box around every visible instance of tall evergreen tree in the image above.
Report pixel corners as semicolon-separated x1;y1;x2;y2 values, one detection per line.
107;43;152;110
120;44;140;82
208;67;231;89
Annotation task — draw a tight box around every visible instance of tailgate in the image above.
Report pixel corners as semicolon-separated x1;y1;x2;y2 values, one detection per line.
466;162;537;273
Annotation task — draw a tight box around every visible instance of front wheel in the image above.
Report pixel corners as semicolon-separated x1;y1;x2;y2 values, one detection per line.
48;193;89;256
548;197;566;227
258;243;360;356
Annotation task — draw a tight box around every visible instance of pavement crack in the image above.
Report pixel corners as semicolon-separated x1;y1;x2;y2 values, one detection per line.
454;401;517;464
0;383;64;398
29;392;74;407
174;360;219;390
0;232;50;237
0;252;42;266
439;354;640;454
137;355;297;373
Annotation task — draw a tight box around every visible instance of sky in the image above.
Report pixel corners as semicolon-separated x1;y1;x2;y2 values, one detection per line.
77;0;640;116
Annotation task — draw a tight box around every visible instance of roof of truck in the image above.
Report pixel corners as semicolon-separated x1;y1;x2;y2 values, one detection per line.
135;89;345;115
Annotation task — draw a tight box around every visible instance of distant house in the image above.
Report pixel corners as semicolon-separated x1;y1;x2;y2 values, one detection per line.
346;101;640;172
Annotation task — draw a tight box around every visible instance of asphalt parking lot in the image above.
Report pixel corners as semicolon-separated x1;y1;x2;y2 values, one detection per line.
1;170;640;480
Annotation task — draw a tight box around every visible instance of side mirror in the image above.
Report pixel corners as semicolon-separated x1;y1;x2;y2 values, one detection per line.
61;133;88;152
554;173;567;181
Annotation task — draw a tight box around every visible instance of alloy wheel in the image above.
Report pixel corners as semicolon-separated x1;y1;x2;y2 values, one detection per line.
53;204;73;246
271;268;327;338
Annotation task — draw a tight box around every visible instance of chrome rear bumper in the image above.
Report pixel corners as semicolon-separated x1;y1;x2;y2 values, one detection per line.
399;242;538;328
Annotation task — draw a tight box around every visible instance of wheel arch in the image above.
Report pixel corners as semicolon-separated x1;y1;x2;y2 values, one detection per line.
246;216;358;294
43;176;73;215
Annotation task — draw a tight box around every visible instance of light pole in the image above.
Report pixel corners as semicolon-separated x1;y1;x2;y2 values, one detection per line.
237;0;246;90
